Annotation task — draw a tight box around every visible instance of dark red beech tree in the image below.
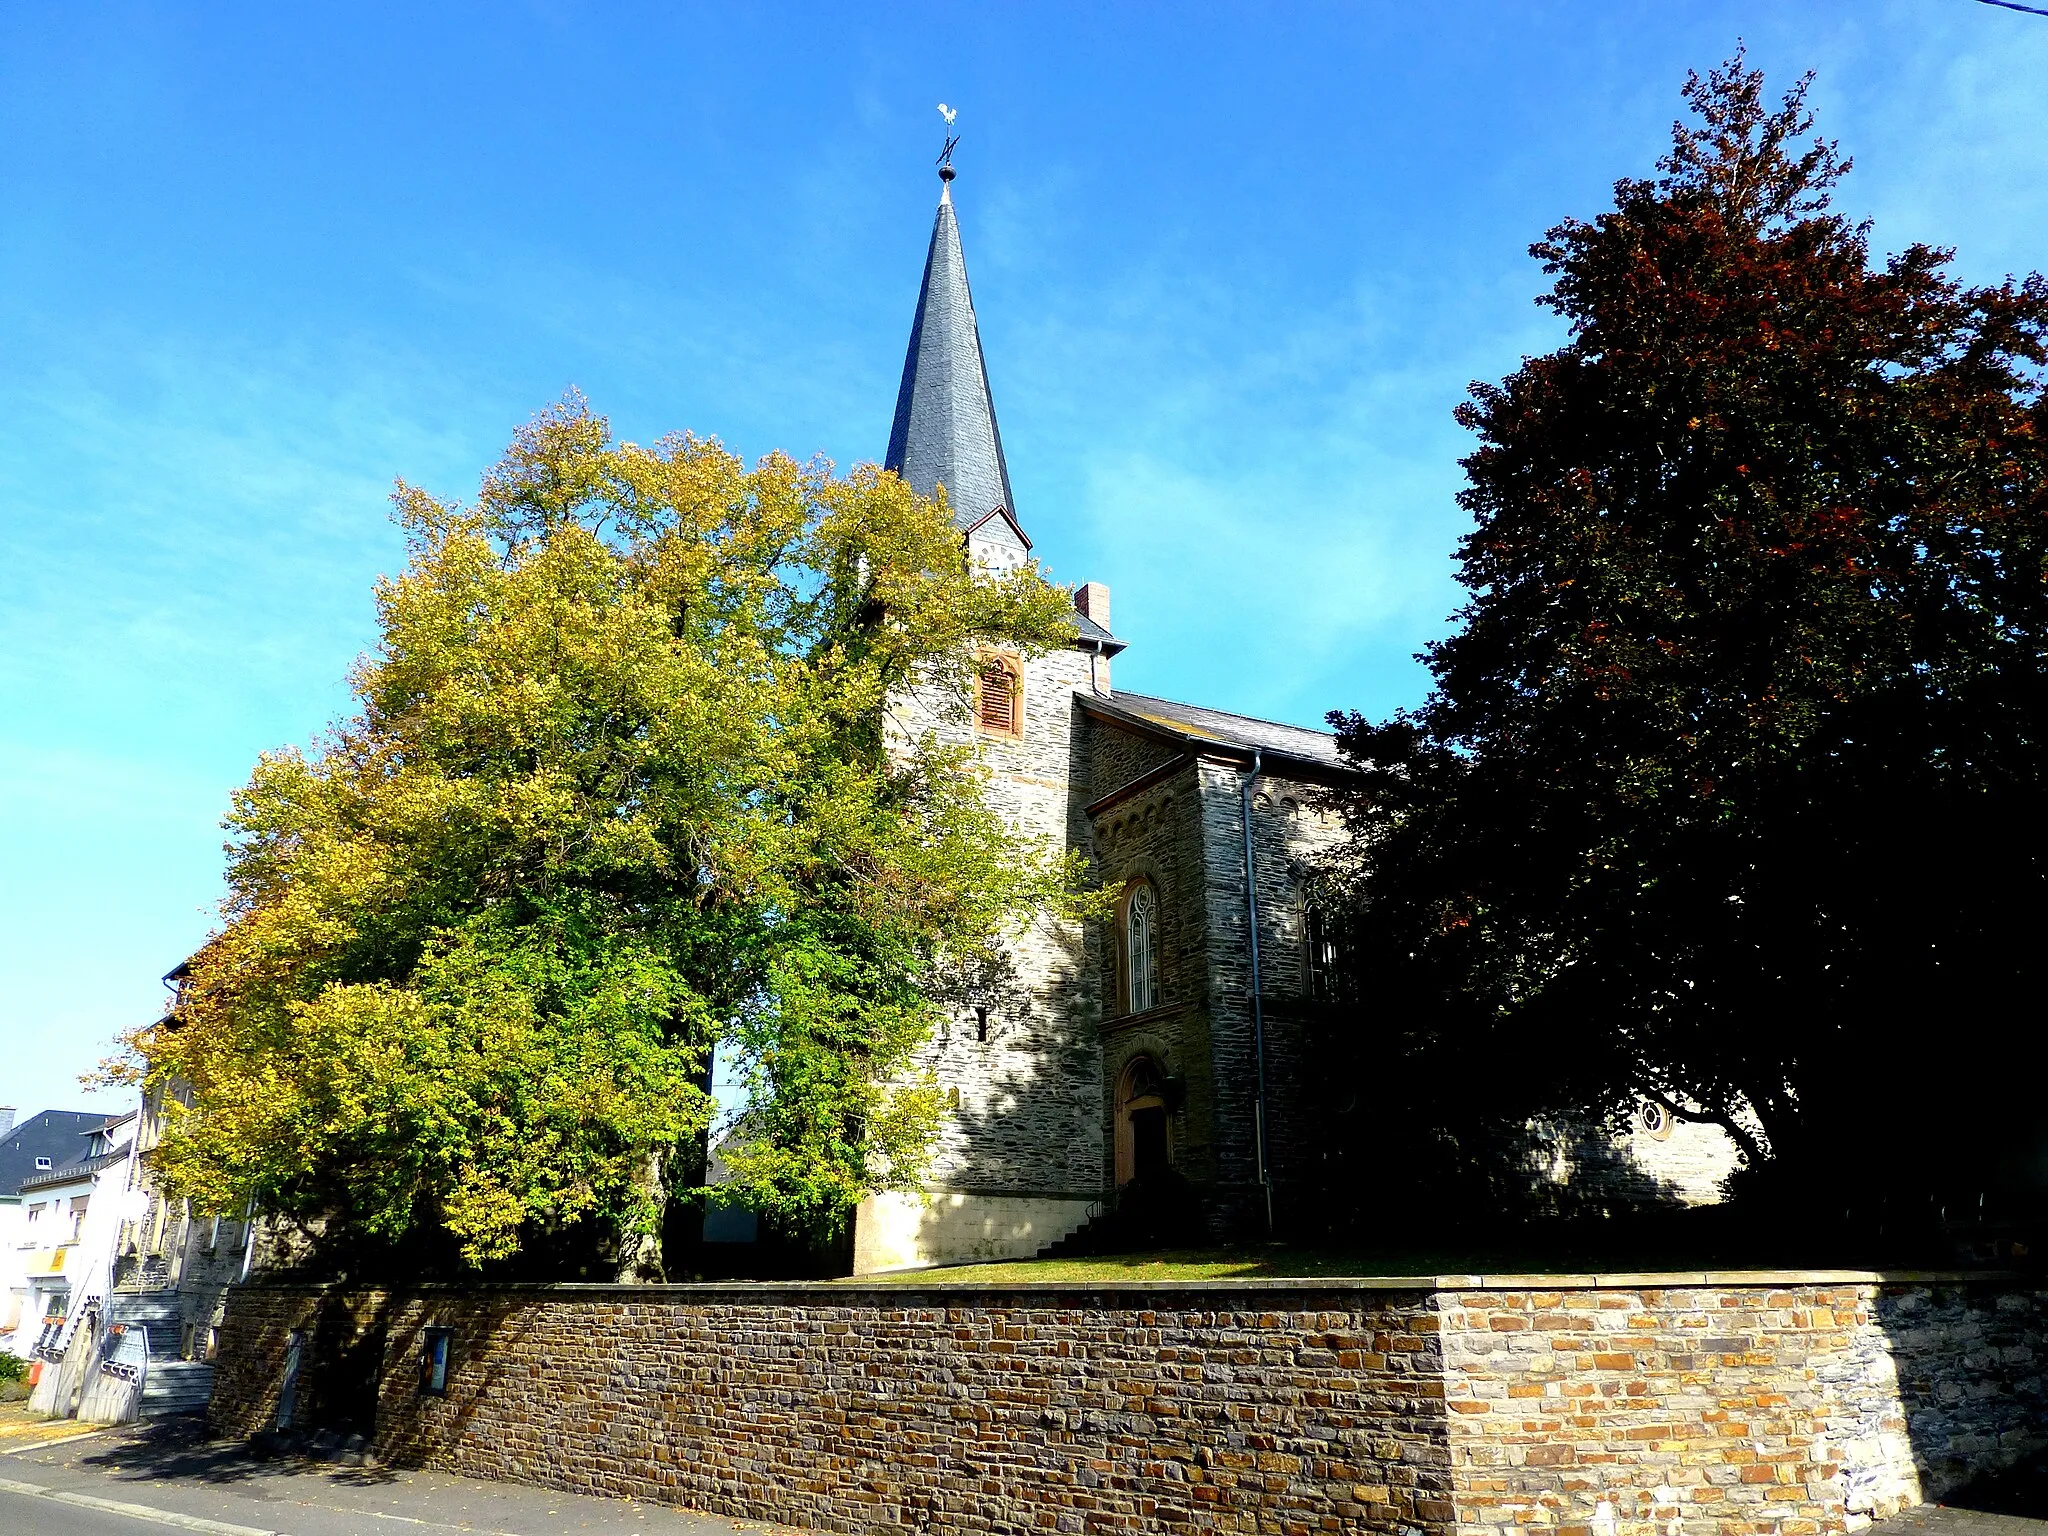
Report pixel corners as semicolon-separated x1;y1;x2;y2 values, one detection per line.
1315;53;2048;1235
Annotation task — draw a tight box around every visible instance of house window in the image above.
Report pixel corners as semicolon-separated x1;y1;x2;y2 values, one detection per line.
976;655;1022;737
1126;883;1159;1014
34;1157;50;1170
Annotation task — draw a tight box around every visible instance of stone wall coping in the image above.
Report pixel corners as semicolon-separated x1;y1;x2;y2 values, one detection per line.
232;1267;2026;1301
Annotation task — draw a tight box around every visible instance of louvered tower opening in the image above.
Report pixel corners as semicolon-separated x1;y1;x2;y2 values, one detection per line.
978;659;1019;735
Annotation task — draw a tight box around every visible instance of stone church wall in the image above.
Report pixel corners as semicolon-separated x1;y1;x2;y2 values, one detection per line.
1187;758;1350;1231
211;1273;2047;1536
1245;775;1347;1223
863;646;1108;1269
1088;753;1215;1185
1080;715;1186;801
1081;733;1352;1231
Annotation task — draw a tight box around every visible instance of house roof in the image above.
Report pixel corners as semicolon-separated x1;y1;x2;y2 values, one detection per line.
18;1147;129;1194
883;174;1020;542
0;1110;119;1197
1081;691;1354;776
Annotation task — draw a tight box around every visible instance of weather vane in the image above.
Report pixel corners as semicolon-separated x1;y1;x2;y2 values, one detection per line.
936;103;960;182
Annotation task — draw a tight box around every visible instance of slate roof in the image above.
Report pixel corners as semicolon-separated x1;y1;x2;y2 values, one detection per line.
0;1110;117;1197
884;180;1019;536
1072;607;1127;656
1081;691;1354;775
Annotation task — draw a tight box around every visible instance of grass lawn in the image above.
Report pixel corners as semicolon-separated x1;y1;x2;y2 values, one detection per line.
839;1213;1922;1283
844;1240;1756;1285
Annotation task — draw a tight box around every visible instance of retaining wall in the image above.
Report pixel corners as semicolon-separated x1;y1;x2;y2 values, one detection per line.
210;1273;2046;1536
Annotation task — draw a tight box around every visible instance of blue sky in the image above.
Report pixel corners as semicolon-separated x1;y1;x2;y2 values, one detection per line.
3;1;2044;1119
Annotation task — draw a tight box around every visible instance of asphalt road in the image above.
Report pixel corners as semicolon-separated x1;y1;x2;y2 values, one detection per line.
9;1416;2048;1536
0;1416;797;1536
3;1480;177;1536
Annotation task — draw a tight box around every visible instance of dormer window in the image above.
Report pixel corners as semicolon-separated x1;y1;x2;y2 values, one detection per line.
976;655;1022;738
34;1156;51;1170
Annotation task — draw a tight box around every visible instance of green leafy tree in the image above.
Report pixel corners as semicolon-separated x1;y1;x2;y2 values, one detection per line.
1319;55;2048;1222
128;398;1090;1274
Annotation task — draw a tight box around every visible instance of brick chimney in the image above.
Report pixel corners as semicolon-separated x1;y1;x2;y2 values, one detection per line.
1074;582;1112;695
1075;581;1109;634
0;1106;14;1138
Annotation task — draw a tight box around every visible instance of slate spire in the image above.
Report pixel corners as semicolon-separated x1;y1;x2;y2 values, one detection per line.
884;159;1023;553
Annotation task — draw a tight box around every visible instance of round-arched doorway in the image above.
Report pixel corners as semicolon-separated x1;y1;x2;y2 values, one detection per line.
1115;1055;1173;1187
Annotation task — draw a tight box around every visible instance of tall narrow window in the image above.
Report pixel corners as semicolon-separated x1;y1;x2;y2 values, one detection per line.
1126;883;1158;1014
977;655;1022;737
1305;905;1338;999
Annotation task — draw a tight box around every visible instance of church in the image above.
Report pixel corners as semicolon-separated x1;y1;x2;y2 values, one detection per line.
850;155;1363;1274
847;157;1735;1274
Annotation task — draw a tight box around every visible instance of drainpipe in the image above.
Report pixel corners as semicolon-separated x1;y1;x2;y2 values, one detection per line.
1240;748;1273;1234
239;1197;259;1285
1084;636;1110;696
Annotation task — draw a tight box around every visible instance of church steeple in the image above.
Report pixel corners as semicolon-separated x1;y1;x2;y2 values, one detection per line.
884;154;1028;566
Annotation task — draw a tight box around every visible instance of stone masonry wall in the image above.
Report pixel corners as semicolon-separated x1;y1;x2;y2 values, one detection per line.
1082;716;1187;802
216;1279;1452;1536
889;645;1105;1200
1245;778;1346;1220
1088;750;1215;1186
1195;759;1348;1228
210;1274;2044;1536
1439;1279;2048;1536
1876;1282;2048;1502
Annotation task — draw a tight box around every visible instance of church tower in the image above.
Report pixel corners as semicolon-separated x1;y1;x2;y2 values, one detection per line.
882;160;1033;575
852;154;1119;1273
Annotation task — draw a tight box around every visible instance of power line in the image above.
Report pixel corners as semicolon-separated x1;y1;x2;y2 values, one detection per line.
1975;0;2048;16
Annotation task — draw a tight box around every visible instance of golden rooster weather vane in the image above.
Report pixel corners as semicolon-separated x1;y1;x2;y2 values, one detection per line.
936;103;960;182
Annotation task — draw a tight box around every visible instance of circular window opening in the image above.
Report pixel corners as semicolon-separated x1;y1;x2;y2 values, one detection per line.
1639;1101;1675;1140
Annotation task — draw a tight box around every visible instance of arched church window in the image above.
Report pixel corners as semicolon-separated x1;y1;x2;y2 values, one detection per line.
977;655;1022;737
1126;882;1159;1014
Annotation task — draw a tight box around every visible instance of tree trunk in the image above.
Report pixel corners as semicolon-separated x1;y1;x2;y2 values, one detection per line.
615;1148;666;1284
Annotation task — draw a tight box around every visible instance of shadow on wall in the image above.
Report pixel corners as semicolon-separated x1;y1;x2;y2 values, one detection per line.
1881;1284;2048;1519
1528;1117;1701;1218
903;913;1103;1268
217;1289;534;1470
1306;1106;1697;1239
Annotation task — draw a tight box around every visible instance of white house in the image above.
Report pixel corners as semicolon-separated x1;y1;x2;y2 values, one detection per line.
15;1111;147;1414
1;1108;130;1359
